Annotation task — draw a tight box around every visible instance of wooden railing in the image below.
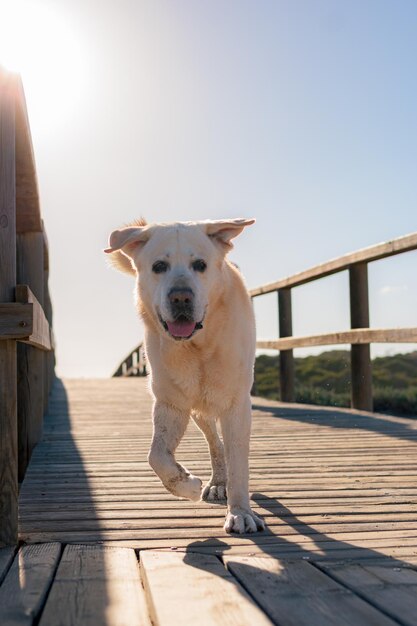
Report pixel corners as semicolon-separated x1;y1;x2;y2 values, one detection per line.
0;69;55;545
113;343;147;377
250;232;417;411
112;234;417;413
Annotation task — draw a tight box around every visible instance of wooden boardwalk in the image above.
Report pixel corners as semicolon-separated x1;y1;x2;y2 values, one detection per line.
1;378;417;625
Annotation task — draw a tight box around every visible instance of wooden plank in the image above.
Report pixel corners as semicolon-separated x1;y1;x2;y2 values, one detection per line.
0;543;61;625
19;524;417;545
14;75;42;233
0;546;16;584
18;511;417;530
0;296;52;350
18;496;417;512
39;544;149;626
16;285;51;350
256;327;417;351
16;240;44;304
62;544;417;567
19;487;417;506
20;460;417;474
140;550;272;626
0;302;33;339
249;231;417;296
318;561;417;626
48;540;417;562
17;487;417;502
0;68;18;546
224;556;398;626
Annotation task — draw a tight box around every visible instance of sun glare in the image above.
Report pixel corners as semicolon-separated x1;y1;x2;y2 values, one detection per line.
0;0;88;133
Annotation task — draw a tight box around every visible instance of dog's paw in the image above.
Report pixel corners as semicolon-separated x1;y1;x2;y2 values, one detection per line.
202;481;227;504
168;474;202;501
224;507;265;534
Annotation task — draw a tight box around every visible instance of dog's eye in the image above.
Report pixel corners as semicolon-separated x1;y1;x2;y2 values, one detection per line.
152;260;170;274
192;259;207;273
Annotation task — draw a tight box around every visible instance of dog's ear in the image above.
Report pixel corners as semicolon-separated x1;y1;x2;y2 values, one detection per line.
104;226;150;275
204;218;255;250
104;226;149;257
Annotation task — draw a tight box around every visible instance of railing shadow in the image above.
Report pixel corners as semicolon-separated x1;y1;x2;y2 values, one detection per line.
252;400;417;444
18;378;109;623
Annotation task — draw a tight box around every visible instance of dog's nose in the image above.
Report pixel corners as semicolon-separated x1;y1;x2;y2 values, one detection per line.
168;287;194;305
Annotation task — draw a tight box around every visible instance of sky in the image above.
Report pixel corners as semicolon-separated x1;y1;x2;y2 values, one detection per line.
1;0;416;377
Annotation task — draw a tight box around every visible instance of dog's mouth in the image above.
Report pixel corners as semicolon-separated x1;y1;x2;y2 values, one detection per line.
158;314;204;340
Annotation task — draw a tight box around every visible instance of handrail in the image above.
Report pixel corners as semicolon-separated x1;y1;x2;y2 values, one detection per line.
249;232;417;297
113;343;147;377
0;68;55;546
250;231;417;412
257;328;417;351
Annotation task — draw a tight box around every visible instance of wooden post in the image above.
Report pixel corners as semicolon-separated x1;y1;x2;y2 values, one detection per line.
42;228;54;407
278;289;295;402
349;263;373;411
44;270;55;402
0;73;18;545
16;232;45;480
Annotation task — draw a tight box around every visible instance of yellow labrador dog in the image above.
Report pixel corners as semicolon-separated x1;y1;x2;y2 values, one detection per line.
105;218;264;533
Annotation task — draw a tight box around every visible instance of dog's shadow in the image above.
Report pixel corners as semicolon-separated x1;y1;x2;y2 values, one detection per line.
182;492;411;624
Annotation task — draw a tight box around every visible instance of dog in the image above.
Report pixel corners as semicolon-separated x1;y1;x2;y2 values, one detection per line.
105;218;264;533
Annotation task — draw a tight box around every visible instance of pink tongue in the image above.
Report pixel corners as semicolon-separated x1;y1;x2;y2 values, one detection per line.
166;320;197;338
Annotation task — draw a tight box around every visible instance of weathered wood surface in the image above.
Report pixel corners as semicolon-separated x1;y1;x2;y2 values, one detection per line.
257;327;417;351
15;285;51;350
249;231;417;296
0;68;18;546
19;379;417;557
225;556;398;626
0;543;61;625
318;560;417;626
8;377;417;624
39;545;149;626
141;551;272;626
0;68;42;235
0;547;16;584
14;73;42;234
0;302;33;338
0;69;55;544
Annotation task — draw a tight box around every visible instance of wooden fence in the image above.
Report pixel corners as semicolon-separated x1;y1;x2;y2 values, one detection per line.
0;69;55;546
113;343;147;377
250;232;417;411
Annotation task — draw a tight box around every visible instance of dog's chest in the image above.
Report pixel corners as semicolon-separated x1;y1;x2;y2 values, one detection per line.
166;349;233;413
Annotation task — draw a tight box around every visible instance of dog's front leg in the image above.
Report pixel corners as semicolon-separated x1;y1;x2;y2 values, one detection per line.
148;401;202;501
220;398;265;533
192;413;227;503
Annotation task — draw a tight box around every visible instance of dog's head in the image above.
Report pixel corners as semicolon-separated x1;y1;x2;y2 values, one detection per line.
105;218;255;341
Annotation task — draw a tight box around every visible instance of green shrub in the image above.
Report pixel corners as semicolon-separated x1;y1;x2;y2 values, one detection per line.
373;387;417;416
254;351;417;416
